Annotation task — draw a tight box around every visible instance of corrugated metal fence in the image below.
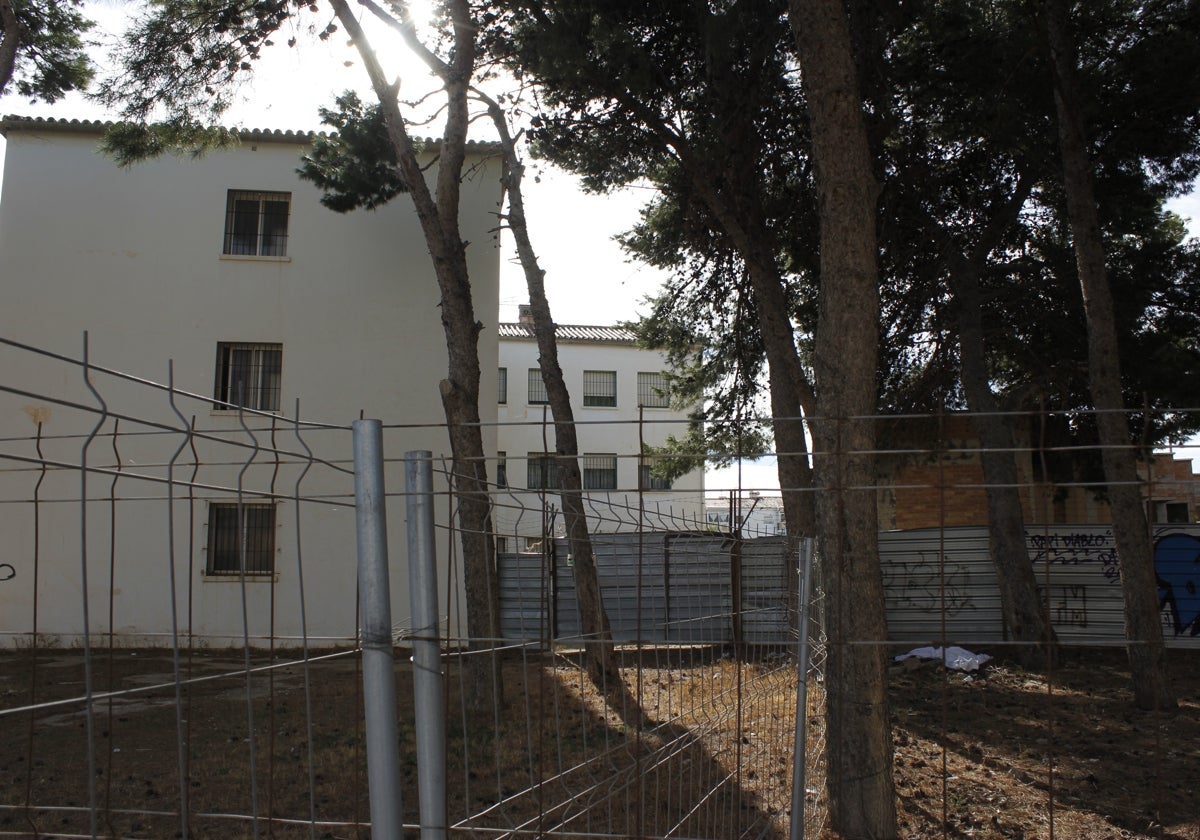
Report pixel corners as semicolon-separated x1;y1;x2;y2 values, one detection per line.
500;525;1200;649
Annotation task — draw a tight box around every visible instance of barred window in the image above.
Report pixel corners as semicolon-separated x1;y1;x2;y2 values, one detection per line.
223;190;290;256
637;371;670;408
583;370;617;407
583;453;618;490
527;453;559;489
528;368;548;405
639;463;672;491
214;342;282;411
498;367;508;405
206;502;276;575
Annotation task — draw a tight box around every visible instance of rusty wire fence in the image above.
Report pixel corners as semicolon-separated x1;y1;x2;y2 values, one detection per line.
0;335;822;839
2;334;1200;839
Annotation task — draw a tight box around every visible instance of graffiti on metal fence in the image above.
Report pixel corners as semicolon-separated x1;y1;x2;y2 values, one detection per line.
1050;584;1088;628
1154;533;1200;637
1028;531;1120;583
884;552;974;616
1027;529;1200;637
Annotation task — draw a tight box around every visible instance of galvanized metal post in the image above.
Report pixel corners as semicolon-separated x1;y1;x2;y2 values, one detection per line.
405;451;447;839
790;537;817;840
353;419;404;839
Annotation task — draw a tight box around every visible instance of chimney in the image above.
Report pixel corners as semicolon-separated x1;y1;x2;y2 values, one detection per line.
518;304;534;326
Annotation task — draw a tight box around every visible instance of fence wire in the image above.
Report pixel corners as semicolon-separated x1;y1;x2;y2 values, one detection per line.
1;336;1198;839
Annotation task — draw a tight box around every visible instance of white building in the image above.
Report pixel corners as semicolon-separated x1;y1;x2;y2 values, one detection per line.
495;307;705;548
705;493;787;538
0;116;501;646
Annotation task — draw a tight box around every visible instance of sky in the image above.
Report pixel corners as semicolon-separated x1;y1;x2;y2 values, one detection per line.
1;1;1197;485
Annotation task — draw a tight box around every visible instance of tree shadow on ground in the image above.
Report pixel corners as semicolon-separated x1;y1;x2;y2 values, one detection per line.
0;644;814;839
887;647;1200;840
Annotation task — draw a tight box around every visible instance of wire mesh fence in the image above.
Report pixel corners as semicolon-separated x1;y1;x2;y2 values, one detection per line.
1;334;1198;839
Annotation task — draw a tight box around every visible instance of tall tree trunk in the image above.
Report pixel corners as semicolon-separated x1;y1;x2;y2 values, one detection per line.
482;98;640;721
0;0;20;98
1042;0;1174;711
951;253;1057;670
333;0;502;712
790;0;897;836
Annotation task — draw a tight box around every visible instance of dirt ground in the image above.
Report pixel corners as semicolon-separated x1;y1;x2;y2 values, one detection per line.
0;645;1197;839
883;646;1200;840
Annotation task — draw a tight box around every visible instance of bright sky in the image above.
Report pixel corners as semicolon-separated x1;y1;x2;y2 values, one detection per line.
1;2;1197;484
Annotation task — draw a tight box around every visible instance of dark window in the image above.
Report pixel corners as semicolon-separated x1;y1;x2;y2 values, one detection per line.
528;368;548;405
527;454;559;489
583;370;617;407
224;190;290;256
497;451;508;488
583;454;618;490
214;343;282;411
498;367;508;405
207;502;276;575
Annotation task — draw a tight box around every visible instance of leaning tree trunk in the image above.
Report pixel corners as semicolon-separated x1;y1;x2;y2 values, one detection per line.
952;254;1058;670
482;98;633;713
1043;0;1174;711
333;0;502;713
790;0;897;836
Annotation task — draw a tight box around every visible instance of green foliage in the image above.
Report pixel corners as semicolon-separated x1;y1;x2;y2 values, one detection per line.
1;0;93;102
93;0;327;139
643;418;770;484
493;0;816;463
98;121;239;167
297;92;411;212
501;0;1200;457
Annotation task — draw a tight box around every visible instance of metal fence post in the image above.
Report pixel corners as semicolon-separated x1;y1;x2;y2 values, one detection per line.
405;451;447;839
790;537;817;840
353;419;405;839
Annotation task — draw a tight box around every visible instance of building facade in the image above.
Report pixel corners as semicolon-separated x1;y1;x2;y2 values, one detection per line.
495;307;704;548
0;116;502;646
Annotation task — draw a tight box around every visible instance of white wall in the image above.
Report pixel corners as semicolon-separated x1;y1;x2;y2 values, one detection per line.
496;334;705;543
0;121;501;646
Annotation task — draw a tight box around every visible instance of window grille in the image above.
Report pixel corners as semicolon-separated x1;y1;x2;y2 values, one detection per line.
583;370;617;407
498;367;508;405
214;342;283;411
528;368;549;405
527;453;559;489
583;453;618;490
207;502;276;575
637;371;670;408
224;190;291;256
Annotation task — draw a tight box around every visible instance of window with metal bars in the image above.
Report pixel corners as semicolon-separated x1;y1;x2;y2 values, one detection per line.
527;453;559;489
527;368;548;405
206;502;276;575
214;342;282;411
223;190;291;256
639;463;672;491
582;370;617;407
637;371;670;408
498;367;508;405
583;453;618;490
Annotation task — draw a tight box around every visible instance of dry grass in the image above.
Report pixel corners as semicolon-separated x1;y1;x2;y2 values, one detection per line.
6;644;1191;840
0;644;810;839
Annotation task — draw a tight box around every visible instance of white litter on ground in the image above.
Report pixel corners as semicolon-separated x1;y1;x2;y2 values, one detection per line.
894;645;993;672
